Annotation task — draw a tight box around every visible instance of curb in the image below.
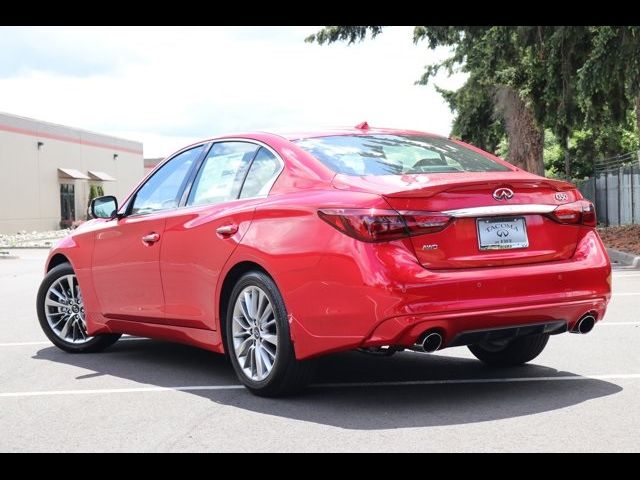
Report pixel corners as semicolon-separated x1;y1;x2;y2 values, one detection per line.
606;248;640;269
0;251;19;260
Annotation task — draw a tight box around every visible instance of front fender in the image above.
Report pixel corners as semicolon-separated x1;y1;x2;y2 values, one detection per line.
44;227;106;335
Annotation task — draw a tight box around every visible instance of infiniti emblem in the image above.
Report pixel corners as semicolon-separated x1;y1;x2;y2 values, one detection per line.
493;187;514;201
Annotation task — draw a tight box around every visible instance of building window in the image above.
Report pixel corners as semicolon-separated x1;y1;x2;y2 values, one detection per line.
60;184;76;225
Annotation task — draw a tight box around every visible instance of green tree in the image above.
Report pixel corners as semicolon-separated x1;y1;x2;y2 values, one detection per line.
578;26;640;149
307;26;640;178
436;73;505;154
546;118;639;179
535;27;592;177
308;26;548;175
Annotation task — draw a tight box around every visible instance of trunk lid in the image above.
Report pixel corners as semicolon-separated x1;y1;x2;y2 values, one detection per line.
333;172;582;269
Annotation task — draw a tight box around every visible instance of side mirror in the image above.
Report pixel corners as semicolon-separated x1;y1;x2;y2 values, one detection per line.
91;195;118;219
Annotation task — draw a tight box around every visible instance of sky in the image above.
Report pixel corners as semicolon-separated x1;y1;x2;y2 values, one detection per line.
0;26;466;158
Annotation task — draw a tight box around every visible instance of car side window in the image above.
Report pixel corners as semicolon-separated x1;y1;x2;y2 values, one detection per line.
131;146;204;215
187;142;259;207
239;148;281;199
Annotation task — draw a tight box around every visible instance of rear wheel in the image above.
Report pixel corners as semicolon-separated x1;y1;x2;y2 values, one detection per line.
36;263;121;353
468;333;549;366
225;271;316;397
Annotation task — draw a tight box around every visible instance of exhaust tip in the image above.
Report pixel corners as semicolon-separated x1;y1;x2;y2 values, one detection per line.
421;332;443;353
572;314;596;334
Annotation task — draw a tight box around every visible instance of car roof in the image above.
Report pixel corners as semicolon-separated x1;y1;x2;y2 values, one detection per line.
192;126;445;146
271;126;444;141
169;126;447;158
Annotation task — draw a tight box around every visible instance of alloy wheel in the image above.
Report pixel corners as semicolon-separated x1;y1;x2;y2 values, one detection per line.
44;274;91;344
231;286;278;381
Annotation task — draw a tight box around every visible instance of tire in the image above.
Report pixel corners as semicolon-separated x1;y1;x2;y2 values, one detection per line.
36;263;121;353
225;271;316;397
468;333;550;366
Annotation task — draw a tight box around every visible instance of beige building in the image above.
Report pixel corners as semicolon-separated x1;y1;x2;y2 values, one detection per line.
144;157;163;175
0;112;143;233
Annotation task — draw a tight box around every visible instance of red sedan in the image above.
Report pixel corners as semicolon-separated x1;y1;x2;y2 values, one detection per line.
37;125;611;396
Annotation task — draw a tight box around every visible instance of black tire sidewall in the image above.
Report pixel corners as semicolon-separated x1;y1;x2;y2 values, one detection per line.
225;271;294;391
37;263;120;353
468;333;550;366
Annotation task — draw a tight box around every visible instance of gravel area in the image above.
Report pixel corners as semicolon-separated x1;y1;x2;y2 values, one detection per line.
0;229;71;249
598;225;640;256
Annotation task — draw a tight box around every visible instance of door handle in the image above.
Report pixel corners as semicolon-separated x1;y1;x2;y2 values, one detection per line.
216;224;238;237
141;232;161;244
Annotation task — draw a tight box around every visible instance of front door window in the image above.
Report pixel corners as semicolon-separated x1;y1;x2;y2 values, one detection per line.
131;146;204;215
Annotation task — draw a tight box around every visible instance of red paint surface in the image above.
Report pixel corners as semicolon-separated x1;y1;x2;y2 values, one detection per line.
45;128;611;359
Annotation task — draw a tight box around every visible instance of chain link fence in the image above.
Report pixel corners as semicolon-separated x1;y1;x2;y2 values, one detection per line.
575;151;640;226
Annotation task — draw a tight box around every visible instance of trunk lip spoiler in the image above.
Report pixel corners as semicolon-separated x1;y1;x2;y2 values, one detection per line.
442;204;556;218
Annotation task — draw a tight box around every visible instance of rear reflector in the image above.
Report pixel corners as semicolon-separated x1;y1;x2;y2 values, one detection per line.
318;208;451;243
549;200;596;227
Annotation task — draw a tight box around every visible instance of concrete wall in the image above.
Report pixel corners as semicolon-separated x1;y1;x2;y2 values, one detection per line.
0;113;143;233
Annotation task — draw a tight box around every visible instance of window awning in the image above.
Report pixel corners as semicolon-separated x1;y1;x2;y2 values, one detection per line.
88;171;116;181
58;168;90;180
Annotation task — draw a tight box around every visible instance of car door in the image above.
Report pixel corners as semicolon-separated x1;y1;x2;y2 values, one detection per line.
159;142;283;330
91;145;205;322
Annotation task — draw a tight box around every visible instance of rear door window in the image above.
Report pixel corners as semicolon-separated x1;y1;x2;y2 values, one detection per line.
239;148;282;199
187;142;259;206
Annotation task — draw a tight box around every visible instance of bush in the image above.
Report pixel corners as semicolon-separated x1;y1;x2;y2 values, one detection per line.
87;184;105;219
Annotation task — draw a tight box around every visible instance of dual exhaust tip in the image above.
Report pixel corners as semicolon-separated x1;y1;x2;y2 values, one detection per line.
571;313;596;334
415;331;443;353
415;313;594;352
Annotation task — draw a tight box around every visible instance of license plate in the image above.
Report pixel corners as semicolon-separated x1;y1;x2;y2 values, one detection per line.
477;217;529;250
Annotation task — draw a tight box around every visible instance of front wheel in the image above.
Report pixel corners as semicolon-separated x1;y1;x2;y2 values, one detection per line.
36;263;121;353
225;271;316;397
468;333;550;366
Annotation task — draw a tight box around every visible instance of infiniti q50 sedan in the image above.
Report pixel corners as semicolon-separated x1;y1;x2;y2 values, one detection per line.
37;125;611;396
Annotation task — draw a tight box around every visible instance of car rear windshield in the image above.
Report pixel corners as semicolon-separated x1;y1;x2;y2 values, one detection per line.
294;134;510;175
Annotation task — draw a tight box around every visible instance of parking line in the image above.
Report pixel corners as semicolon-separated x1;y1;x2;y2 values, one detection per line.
0;341;49;347
612;292;640;296
0;385;243;398
1;373;640;398
600;322;640;326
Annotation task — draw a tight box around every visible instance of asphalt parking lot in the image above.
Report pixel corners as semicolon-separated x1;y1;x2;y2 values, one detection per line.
1;249;639;452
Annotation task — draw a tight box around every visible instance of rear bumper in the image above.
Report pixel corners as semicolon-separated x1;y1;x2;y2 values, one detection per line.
285;229;611;359
364;297;607;348
446;320;568;348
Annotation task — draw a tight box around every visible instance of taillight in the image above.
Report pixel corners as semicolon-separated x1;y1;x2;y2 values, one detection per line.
402;211;454;234
549;200;596;227
317;208;451;243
